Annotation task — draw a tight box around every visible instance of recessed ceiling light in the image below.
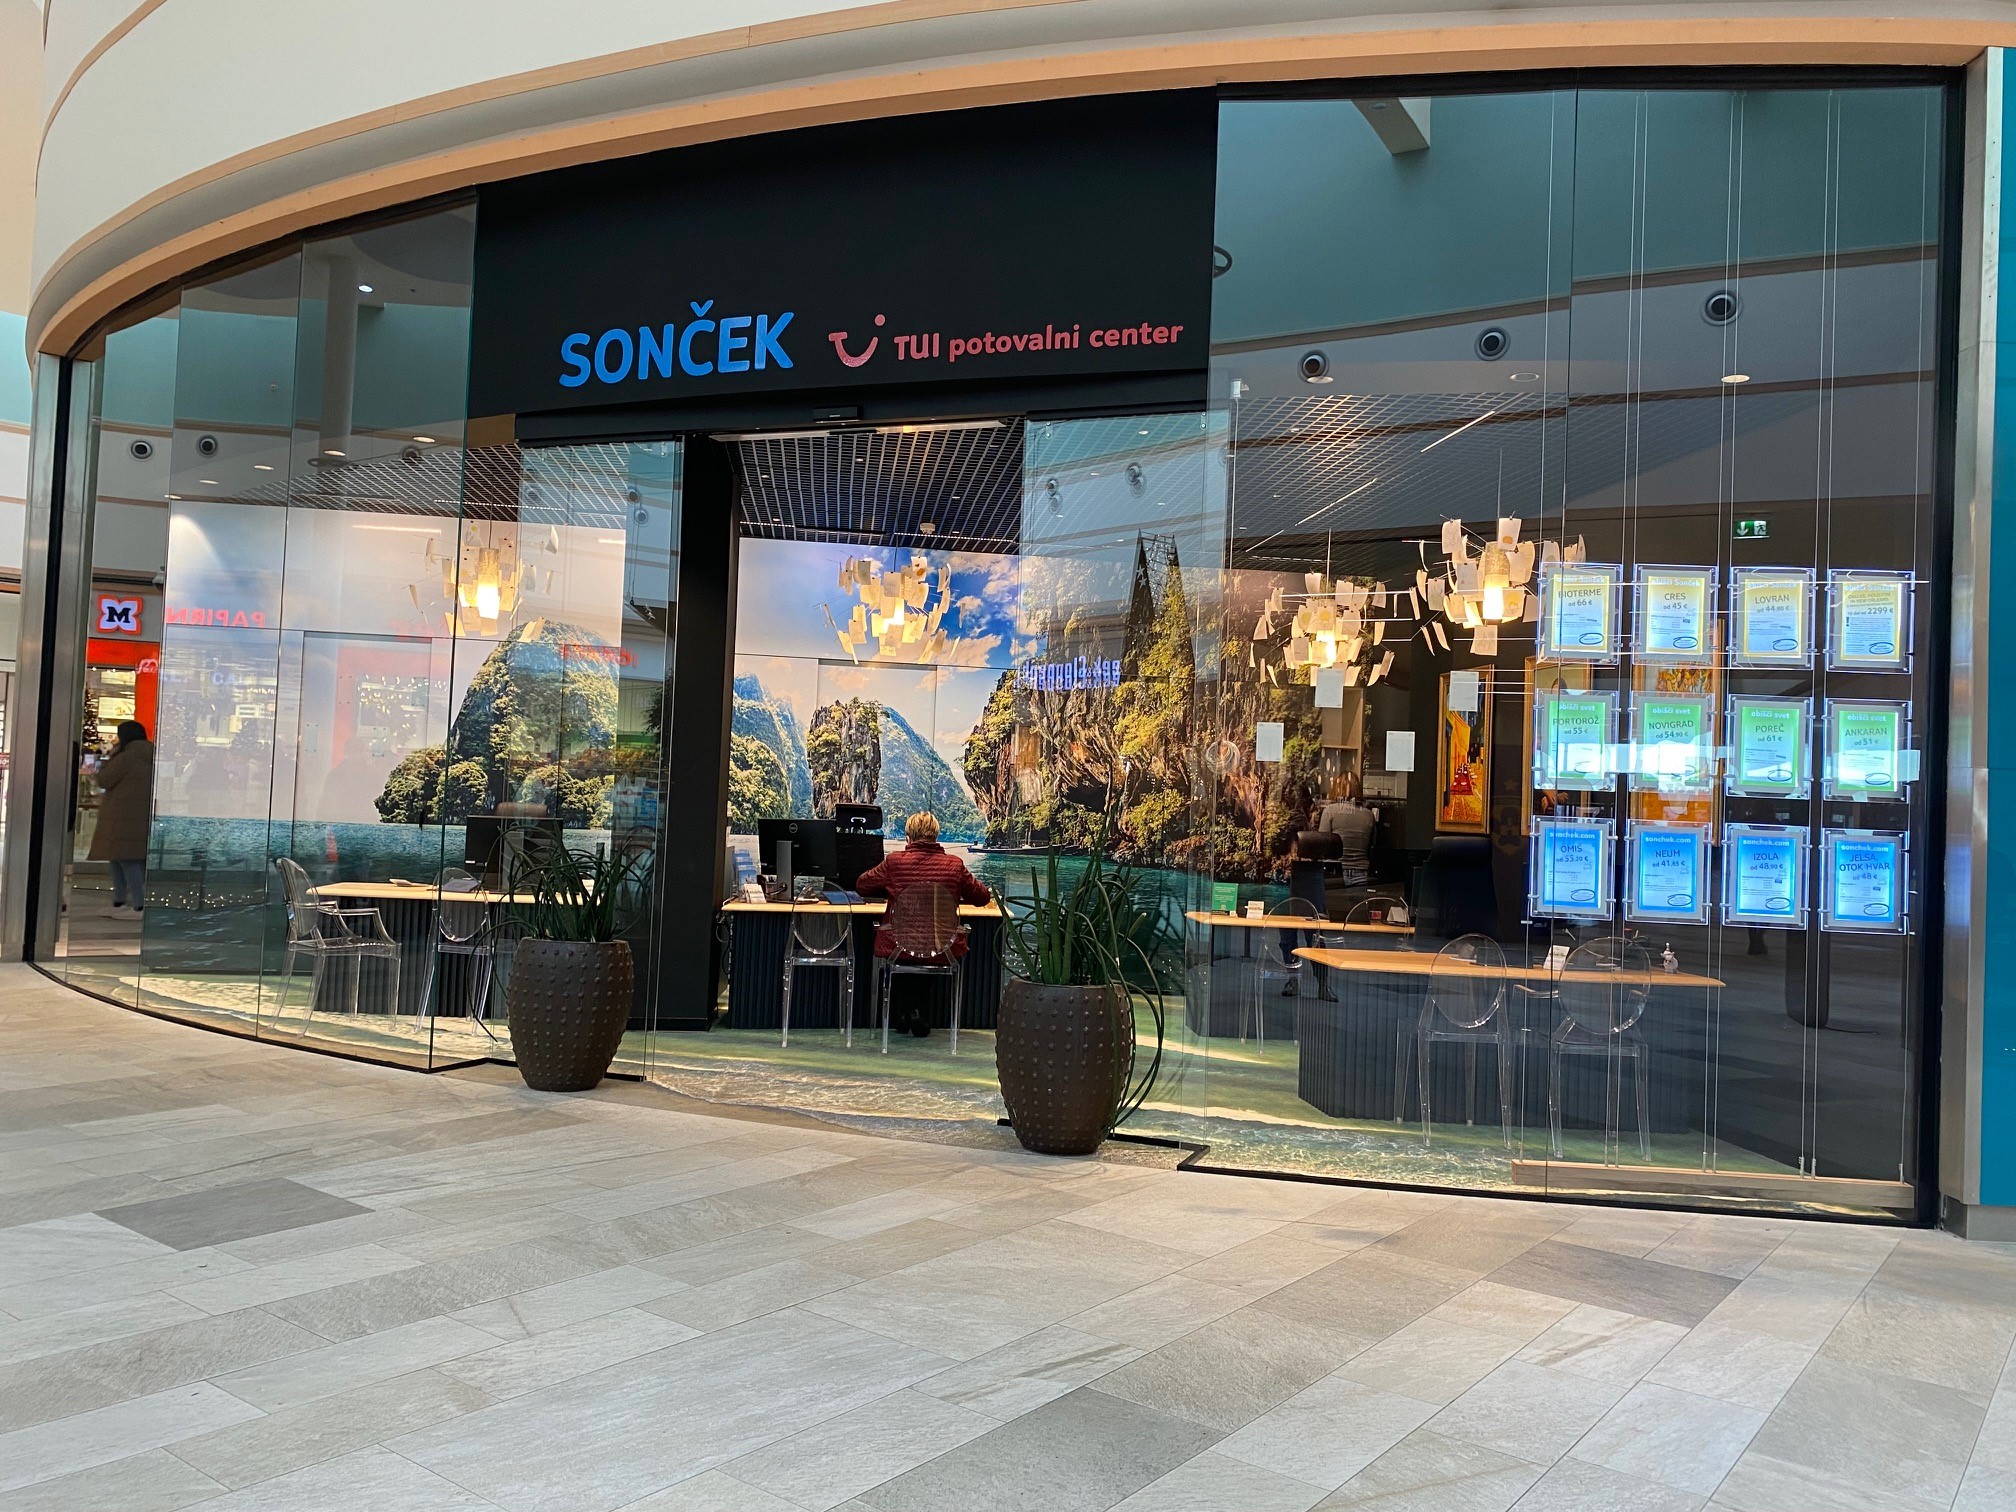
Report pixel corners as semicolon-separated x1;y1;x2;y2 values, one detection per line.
253;463;275;471
1138;429;1150;436
323;448;346;457
1722;373;1750;385
919;522;937;534
412;435;435;444
1509;372;1540;382
199;478;219;485
357;283;374;294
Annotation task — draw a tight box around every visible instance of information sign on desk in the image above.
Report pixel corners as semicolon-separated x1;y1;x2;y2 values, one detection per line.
1625;822;1709;925
1530;816;1614;920
1724;824;1807;928
1820;829;1907;934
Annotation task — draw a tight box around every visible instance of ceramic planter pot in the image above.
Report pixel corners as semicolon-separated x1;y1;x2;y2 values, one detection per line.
507;939;633;1092
995;978;1131;1155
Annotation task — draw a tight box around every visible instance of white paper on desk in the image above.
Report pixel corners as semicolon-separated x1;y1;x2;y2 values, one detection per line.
1447;668;1481;712
1255;721;1285;762
1313;667;1344;708
1386;730;1417;771
1441;519;1464;554
1497;516;1522;546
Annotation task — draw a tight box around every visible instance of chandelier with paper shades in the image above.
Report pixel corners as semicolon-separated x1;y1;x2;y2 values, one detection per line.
822;553;956;663
1250;571;1408;688
1415;517;1583;660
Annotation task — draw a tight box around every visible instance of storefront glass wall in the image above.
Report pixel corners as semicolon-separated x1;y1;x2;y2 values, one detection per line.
1197;83;1946;1211
27;76;1950;1219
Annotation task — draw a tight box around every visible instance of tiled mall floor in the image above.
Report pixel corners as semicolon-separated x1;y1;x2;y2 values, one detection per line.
1;966;2011;1512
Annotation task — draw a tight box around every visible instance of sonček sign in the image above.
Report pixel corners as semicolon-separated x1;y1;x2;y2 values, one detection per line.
470;93;1215;418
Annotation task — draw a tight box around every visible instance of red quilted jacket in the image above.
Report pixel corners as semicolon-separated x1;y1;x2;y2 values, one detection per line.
855;840;991;958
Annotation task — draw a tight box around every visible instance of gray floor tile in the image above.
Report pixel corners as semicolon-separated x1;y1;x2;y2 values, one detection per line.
860;1386;1221;1512
1065;1274;1251;1350
0;1448;225;1512
216;1315;498;1412
910;1324;1143;1421
1097;1304;1374;1431
1426;1360;1626;1466
0;1212;177;1283
726;1388;994;1510
1114;1449;1327;1512
1254;1248;1475;1341
1316;1428;1541;1511
1742;1354;1983;1509
1487;1242;1738;1328
1566;1382;1763;1495
1336;1316;1527;1406
1510;1456;1706;1511
1217;1375;1439;1489
392;1307;950;1512
1819;1280;2016;1402
617;1470;806;1510
171;1444;495;1511
451;1264;689;1341
1370;1206;1574;1278
436;1308;698;1399
99;1179;369;1251
1641;1322;1816;1411
0;1291;206;1367
0;1382;263;1494
1515;1305;1688;1388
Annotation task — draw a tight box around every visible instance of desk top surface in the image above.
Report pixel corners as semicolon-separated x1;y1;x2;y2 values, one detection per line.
317;880;532;905
1293;944;1723;988
721;899;1003;919
1186;910;1412;935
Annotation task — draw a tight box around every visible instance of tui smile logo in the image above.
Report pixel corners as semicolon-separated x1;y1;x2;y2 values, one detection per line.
827;315;885;368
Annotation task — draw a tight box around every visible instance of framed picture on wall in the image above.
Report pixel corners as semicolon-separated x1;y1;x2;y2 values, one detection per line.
1437;669;1493;834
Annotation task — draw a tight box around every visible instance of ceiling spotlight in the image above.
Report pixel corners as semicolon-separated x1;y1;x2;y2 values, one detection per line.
323;448;346;457
357;283;374;294
199;478;219;486
919;522;937;535
1721;373;1751;385
412;435;435;444
253;463;275;471
1509;372;1540;383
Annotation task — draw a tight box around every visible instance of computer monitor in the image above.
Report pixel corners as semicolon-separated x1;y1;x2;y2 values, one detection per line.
834;802;883;832
757;817;838;879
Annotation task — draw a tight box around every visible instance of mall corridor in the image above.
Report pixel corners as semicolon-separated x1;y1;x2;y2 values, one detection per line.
0;966;2008;1512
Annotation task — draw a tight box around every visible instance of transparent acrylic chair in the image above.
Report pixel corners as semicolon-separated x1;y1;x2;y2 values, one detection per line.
1398;932;1512;1145
424;866;500;1039
876;883;966;1055
782;902;856;1049
1549;937;1654;1162
273;857;402;1026
1248;897;1324;1043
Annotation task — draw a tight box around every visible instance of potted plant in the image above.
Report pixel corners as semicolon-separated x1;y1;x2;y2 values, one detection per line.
501;842;650;1092
997;838;1167;1155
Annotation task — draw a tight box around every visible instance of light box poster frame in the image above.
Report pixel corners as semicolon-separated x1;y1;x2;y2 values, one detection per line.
1827;568;1913;674
1538;561;1623;665
1724;823;1808;929
1824;699;1911;802
1633;565;1717;667
1533;687;1617;792
1529;815;1615;921
1629;690;1716;796
1730;565;1816;669
1625;821;1711;926
1726;694;1812;799
1819;828;1908;935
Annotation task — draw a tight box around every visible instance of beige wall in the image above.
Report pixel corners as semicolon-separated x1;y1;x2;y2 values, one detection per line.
26;0;2016;357
0;0;37;317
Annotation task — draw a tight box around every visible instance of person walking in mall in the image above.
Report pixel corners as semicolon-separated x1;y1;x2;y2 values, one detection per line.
90;719;153;918
855;811;990;1036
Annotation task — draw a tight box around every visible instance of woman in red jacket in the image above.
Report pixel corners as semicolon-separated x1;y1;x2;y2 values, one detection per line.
854;812;991;1036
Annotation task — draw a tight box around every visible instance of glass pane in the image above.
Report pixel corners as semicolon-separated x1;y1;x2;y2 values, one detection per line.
58;307;180;1001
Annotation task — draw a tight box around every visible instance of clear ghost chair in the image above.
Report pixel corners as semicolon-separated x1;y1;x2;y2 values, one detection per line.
1398;932;1512;1146
782;901;856;1049
877;883;966;1055
1549;937;1655;1162
1248;896;1323;1042
273;857;402;1026
425;866;500;1038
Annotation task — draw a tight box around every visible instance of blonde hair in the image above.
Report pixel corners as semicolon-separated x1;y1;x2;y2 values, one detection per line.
905;812;940;842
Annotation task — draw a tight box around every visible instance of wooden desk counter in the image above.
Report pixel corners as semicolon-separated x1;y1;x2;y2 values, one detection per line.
721;899;1003;920
1186;910;1412;936
317;880;534;906
1293;945;1723;990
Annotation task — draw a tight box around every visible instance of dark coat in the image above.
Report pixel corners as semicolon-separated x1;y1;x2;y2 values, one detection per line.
87;738;154;862
854;839;990;958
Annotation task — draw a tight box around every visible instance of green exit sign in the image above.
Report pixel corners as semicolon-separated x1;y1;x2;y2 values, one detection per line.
1734;518;1770;540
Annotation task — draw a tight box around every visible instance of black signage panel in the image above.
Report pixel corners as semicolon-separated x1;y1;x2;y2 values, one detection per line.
470;93;1217;418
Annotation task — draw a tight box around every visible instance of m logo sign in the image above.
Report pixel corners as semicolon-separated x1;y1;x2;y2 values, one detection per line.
96;595;143;636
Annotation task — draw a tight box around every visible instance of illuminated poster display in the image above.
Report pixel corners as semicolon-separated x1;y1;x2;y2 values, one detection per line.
1726;695;1811;798
1530;816;1614;920
1820;829;1907;934
1825;700;1909;801
1630;692;1715;795
1539;562;1622;663
1827;570;1912;672
1730;566;1814;668
1725;824;1808;928
1533;689;1617;792
1634;566;1715;665
1625;822;1710;925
